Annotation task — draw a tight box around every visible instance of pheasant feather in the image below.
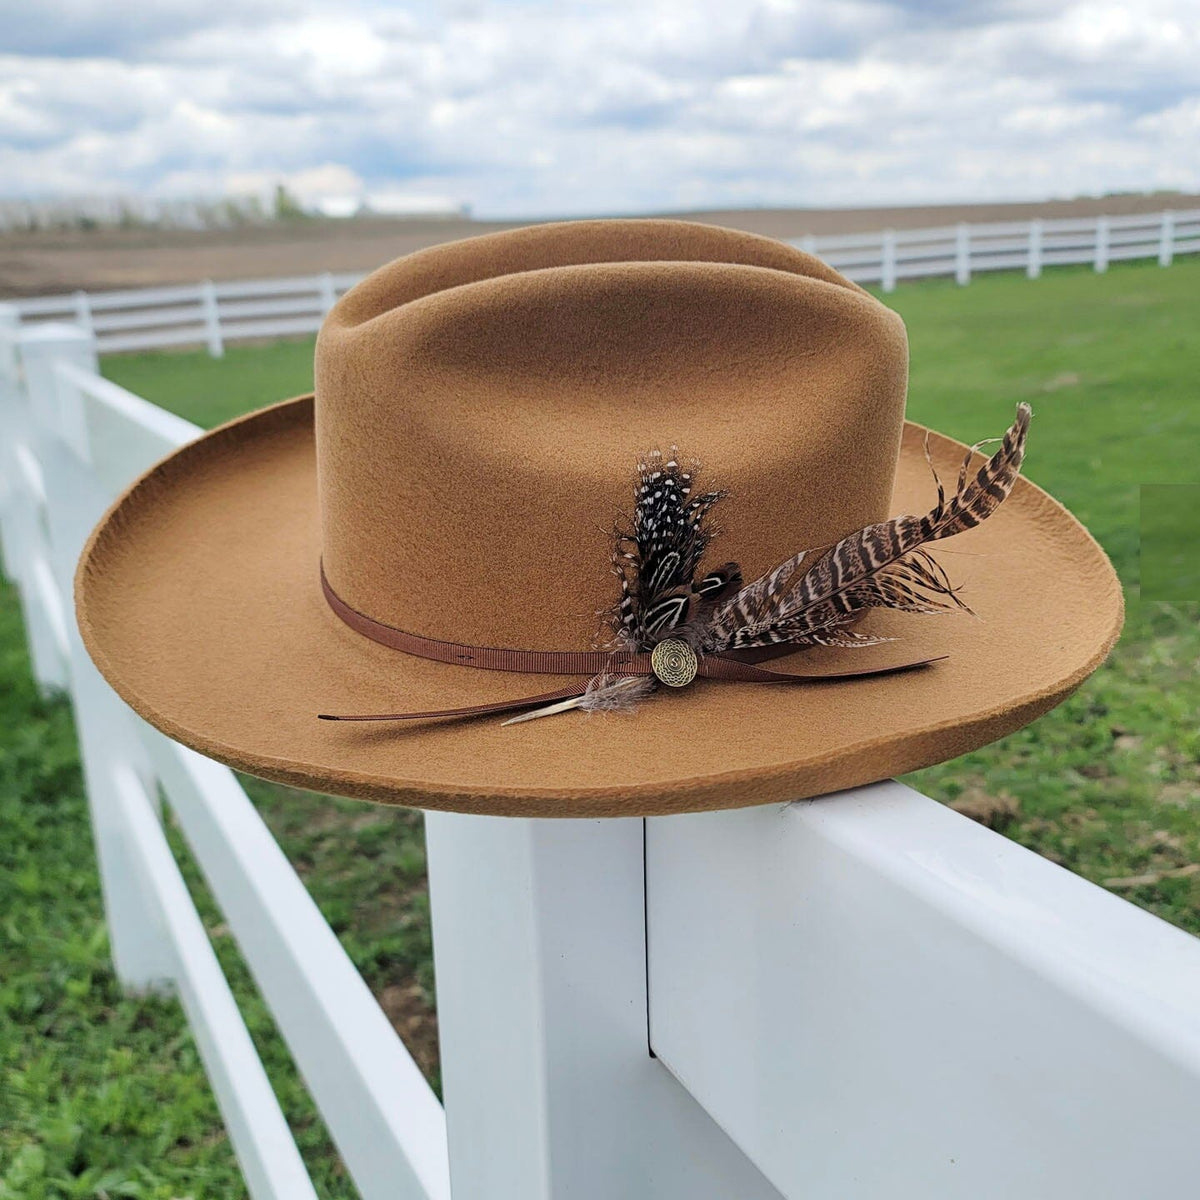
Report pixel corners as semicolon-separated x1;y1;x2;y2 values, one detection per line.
702;403;1031;653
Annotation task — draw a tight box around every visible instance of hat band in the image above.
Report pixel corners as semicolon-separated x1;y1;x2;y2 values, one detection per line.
317;563;943;722
321;563;641;675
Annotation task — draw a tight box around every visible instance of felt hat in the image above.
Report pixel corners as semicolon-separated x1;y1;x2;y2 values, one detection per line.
75;219;1122;817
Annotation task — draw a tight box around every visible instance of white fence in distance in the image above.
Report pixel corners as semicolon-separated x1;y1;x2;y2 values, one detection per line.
3;306;1200;1197
0;194;268;234
13;271;362;357
9;207;1200;359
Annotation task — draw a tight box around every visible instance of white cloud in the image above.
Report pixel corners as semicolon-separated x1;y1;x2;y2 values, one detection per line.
0;0;1197;216
222;162;366;202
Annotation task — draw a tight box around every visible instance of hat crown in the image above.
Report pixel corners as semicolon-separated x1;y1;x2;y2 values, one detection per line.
314;219;908;652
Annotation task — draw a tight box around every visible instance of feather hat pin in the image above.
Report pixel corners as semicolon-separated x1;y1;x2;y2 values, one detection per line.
509;402;1032;723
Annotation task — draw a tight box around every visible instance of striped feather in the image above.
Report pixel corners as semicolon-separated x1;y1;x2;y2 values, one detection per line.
703;403;1031;652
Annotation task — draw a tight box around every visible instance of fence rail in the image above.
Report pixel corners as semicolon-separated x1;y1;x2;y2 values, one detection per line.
0;313;451;1200
9;208;1200;358
3;307;1200;1197
647;794;1200;1199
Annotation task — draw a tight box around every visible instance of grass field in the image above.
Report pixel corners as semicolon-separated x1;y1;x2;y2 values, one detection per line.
4;256;1199;1196
1141;484;1200;600
0;581;435;1197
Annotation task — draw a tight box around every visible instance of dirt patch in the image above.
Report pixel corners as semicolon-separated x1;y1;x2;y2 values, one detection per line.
1105;863;1200;890
4;193;1196;298
377;981;440;1082
1042;371;1081;392
949;787;1021;830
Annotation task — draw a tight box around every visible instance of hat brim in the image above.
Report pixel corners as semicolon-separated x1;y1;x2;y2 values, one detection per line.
76;395;1122;818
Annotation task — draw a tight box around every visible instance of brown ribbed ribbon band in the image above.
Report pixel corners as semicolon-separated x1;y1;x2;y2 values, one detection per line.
318;565;945;722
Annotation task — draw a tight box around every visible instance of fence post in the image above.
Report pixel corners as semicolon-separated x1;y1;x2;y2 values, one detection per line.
1026;219;1043;279
200;279;224;359
14;321;174;991
0;303;22;583
1158;210;1175;266
881;228;897;292
955;223;970;285
0;311;68;692
72;289;95;339
425;813;784;1199
318;271;338;314
19;322;97;464
1094;215;1109;273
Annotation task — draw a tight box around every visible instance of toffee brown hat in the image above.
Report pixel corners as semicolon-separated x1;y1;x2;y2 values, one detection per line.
75;219;1123;817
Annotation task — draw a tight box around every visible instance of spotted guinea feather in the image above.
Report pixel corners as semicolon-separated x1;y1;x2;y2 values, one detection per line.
703;403;1031;653
610;448;737;647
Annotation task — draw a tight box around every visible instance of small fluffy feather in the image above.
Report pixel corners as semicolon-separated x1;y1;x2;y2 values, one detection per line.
580;672;656;713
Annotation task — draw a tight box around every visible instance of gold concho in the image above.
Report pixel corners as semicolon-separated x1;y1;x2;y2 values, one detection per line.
651;638;698;688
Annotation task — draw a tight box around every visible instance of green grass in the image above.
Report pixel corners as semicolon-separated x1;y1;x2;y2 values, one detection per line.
0;574;436;1198
885;259;1200;929
103;338;317;432
2;255;1197;1196
1141;484;1200;600
0;585;436;1198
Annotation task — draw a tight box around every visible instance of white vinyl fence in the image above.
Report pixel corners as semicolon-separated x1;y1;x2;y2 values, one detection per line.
10;207;1200;359
0;194;267;234
3;308;1200;1198
12;271;362;357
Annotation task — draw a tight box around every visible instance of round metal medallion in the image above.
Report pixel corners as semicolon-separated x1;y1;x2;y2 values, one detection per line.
651;638;698;688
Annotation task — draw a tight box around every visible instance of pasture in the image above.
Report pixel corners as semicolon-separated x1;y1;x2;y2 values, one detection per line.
3;254;1197;1196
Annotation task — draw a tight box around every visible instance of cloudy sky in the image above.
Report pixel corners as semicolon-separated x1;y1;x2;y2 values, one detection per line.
1;0;1197;217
